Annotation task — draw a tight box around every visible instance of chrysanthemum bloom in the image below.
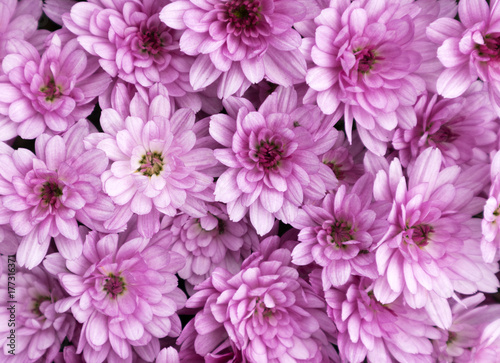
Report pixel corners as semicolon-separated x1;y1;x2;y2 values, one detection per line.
432;293;500;363
163;202;259;287
0;0;43;60
393;82;498;168
482;150;500;263
325;276;441;363
0;121;114;269
427;0;500;113
94;93;217;237
0;34;111;138
160;0;310;98
181;236;339;362
292;174;387;289
63;0;199;103
304;0;446;155
372;147;489;329
44;229;187;363
0;263;76;362
210;87;337;235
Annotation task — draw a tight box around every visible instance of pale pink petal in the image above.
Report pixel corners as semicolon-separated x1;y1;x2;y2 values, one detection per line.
458;0;490;27
190;54;222;90
437;66;474;98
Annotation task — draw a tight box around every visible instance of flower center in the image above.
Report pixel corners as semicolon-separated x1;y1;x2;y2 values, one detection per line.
354;48;380;73
197;216;226;235
253;140;284;170
139;29;164;55
407;224;433;247
254;297;273;318
103;273;126;299
31;295;51;316
477;33;500;60
324;161;345;181
137;151;164;177
326;220;353;247
446;331;457;345
430;124;457;143
39;77;62;102
226;0;261;29
40;181;63;207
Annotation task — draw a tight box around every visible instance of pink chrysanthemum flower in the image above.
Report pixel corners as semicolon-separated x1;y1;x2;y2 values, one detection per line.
432;293;500;363
0;34;111;138
372;147;489;329
163;202;259;287
0;121;114;269
482;150;500;263
44;228;187;363
160;0;310;98
210;87;337;235
180;236;339;363
292;174;387;289
427;0;500;113
0;263;76;362
304;0;444;155
324;276;441;363
393;82;498;167
63;0;198;101
94;93;216;237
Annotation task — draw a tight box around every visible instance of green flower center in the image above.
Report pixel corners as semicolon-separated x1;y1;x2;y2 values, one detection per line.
40;78;62;102
405;223;434;248
254;140;284;170
31;295;51;316
140;30;164;54
40;181;63;206
137;151;164;177
325;220;354;247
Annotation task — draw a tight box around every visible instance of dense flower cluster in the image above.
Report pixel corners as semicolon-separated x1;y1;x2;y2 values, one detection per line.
0;0;500;362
